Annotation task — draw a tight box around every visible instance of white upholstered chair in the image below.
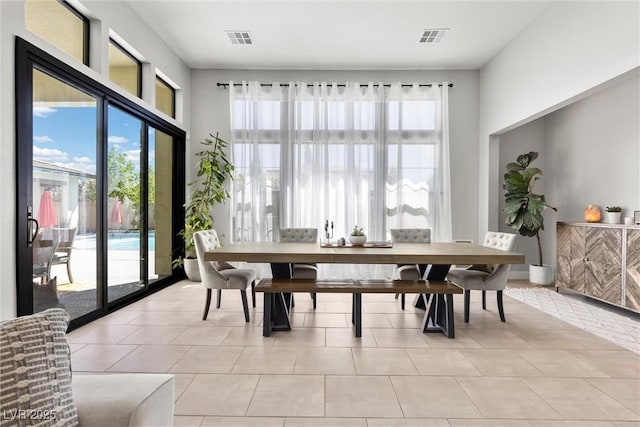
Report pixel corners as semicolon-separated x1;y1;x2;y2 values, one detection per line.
193;230;256;322
390;228;431;310
447;231;517;323
278;227;318;309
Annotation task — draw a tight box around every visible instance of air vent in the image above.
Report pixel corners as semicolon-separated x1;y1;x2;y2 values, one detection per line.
419;29;448;44
225;31;253;45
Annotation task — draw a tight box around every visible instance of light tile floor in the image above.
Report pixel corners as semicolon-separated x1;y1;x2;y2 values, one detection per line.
67;281;640;426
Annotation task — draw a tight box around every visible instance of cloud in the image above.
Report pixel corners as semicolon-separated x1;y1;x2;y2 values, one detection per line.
34;135;54;143
33;146;68;162
124;149;141;164
108;136;129;144
72;156;92;164
54;161;96;175
33;106;57;118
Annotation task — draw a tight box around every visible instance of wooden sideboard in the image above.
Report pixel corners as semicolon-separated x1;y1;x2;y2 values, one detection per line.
557;222;640;312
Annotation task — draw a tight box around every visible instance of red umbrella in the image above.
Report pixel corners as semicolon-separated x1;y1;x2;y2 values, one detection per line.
37;190;56;227
110;198;123;228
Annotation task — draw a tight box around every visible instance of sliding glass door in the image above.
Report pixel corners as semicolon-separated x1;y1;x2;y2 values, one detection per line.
30;68;99;319
16;38;185;328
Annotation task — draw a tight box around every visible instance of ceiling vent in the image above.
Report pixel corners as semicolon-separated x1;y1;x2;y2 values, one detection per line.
225;31;253;45
419;29;448;44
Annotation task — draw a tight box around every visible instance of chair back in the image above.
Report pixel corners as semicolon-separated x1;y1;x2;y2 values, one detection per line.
390;228;431;243
193;230;227;289
278;228;318;243
483;231;517;252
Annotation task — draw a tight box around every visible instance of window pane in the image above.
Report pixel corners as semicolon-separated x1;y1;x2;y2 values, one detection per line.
388;100;436;130
25;0;87;64
148;128;173;281
155;77;175;118
32;68;97;319
109;40;141;97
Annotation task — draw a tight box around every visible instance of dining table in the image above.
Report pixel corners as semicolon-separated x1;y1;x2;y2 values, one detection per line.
203;241;525;337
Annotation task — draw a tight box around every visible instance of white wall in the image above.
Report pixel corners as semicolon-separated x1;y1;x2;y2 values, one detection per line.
0;0;191;320
190;69;480;244
478;1;640;243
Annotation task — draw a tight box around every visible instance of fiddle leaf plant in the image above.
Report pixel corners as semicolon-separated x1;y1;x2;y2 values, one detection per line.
503;151;557;266
172;132;234;268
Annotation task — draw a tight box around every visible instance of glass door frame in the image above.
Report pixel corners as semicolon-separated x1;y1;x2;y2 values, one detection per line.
15;37;186;329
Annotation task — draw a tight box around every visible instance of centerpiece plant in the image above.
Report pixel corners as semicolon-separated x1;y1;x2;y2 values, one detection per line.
173;132;234;280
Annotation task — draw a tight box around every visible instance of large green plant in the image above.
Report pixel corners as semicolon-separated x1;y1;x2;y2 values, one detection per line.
173;133;234;267
503;152;556;266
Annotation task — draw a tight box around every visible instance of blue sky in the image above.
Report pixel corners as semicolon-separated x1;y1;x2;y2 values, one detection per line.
33;104;155;175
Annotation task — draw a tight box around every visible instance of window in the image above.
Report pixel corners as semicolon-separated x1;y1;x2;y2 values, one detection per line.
155;76;175;118
109;39;141;97
229;82;451;251
25;0;88;64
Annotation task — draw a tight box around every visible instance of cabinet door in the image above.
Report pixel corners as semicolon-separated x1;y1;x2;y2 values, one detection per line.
556;224;572;288
626;229;640;311
585;227;622;304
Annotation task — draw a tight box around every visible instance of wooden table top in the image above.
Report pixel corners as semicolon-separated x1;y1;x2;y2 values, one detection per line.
203;242;525;265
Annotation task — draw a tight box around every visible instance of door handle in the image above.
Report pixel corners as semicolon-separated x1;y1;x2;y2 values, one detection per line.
27;206;39;247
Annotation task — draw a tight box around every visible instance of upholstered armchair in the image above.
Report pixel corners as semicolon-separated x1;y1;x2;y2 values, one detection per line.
390;228;431;310
193;230;256;322
447;231;517;322
278;228;318;309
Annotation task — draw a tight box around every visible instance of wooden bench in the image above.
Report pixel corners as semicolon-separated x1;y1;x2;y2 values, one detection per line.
255;278;463;338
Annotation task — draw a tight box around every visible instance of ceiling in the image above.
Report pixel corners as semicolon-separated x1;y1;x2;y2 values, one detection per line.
125;0;553;70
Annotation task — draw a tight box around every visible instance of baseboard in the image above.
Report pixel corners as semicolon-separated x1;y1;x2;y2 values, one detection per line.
508;270;530;280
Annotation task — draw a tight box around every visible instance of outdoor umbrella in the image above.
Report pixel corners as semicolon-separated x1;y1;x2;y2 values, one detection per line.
110;198;123;229
37;190;56;227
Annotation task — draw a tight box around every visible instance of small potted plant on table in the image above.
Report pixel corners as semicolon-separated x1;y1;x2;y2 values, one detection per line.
604;206;622;224
349;226;367;246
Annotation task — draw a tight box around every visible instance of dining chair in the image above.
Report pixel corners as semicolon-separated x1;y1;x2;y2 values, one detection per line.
193;230;256;322
390;228;431;310
278;227;318;309
447;231;517;322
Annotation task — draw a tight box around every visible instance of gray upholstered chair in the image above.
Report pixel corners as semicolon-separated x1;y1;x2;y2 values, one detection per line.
390;228;431;309
447;231;517;322
193;230;256;322
278;227;318;309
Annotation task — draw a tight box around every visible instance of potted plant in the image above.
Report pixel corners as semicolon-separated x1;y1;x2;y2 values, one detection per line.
349;226;367;246
172;132;234;281
604;206;622;224
503;152;557;285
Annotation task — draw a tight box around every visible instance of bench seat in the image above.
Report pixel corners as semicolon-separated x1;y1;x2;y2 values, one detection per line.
256;278;462;338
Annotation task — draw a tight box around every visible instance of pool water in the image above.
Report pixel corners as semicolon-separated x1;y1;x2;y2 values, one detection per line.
75;231;156;251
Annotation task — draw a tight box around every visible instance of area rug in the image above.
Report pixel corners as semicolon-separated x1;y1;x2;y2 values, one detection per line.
505;286;640;354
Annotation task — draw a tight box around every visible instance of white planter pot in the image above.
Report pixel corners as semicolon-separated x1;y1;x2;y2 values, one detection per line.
349;235;367;246
184;258;201;282
604;212;622;224
529;264;552;285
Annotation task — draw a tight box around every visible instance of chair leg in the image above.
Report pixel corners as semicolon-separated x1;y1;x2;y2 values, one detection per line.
251;281;256;308
482;290;486;310
400;293;405;310
464;290;470;323
394;292;400;299
311;292;317;310
66;261;74;283
203;289;212;320
497;290;506;322
241;290;250;322
216;289;222;309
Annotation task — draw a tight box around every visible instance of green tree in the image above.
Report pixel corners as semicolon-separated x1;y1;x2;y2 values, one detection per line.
107;147;139;204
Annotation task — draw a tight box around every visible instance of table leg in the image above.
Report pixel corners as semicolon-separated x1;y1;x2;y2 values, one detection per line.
353;293;362;338
422;293;456;338
263;293;272;337
414;264;451;309
262;263;293;335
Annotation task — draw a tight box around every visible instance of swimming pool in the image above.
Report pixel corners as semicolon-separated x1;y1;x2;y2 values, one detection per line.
75;231;156;251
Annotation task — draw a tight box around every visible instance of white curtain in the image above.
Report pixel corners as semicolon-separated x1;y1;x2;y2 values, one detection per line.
229;80;451;278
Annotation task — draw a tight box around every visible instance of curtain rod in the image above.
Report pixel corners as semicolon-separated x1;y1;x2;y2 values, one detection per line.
217;82;453;89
